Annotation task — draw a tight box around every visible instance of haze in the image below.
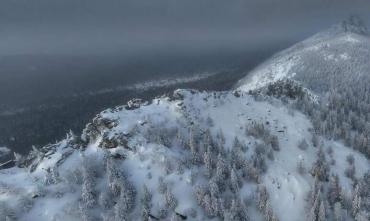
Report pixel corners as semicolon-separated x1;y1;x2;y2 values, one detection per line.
0;0;369;55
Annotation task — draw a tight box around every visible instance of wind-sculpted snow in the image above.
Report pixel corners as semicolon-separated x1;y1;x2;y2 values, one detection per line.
1;89;369;221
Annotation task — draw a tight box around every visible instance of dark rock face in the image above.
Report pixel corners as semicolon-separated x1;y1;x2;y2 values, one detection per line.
126;98;146;110
82;116;119;143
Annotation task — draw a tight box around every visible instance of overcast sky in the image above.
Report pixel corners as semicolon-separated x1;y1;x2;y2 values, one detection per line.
1;0;369;55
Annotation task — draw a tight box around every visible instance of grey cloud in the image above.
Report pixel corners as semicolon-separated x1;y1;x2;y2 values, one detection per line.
0;0;369;55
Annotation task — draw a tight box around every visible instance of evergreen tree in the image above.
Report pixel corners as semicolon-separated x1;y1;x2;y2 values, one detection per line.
189;127;201;164
106;157;122;197
209;178;220;198
224;198;249;221
352;185;362;217
215;153;228;190
334;202;343;221
194;185;206;206
81;161;97;208
328;174;342;206
318;200;326;221
231;137;245;168
202;194;214;217
311;147;329;181
230;167;241;194
114;182;136;221
165;188;178;210
141;185;152;221
203;150;212;178
256;185;268;212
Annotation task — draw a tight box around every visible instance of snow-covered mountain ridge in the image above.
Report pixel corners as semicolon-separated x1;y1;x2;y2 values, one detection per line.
1;19;370;221
236;18;370;93
1;89;369;221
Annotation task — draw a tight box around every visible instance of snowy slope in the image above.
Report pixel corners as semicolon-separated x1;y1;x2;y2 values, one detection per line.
235;22;370;93
0;89;369;221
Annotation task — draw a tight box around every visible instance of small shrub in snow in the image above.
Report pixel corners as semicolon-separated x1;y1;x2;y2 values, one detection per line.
312;133;319;148
269;135;280;151
206;116;214;127
310;147;330;181
246;122;267;138
346;154;355;165
297;159;306;175
184;208;197;218
146;172;152;179
331;159;336;165
298;139;309;150
327;146;333;156
267;149;274;161
157;177;168;194
345;164;356;180
158;206;168;219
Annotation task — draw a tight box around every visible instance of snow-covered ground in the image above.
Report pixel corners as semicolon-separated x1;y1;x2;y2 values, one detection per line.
235;31;370;93
0;89;369;221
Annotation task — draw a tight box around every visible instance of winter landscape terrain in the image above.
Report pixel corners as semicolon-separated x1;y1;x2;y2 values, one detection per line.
0;48;276;158
1;19;370;221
